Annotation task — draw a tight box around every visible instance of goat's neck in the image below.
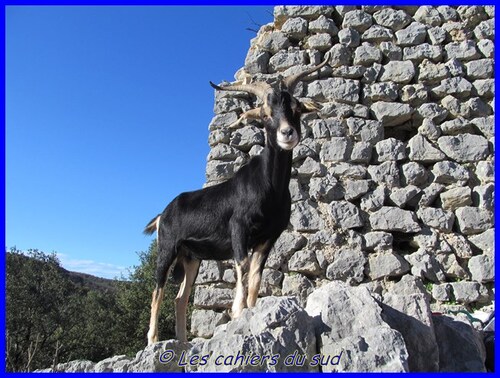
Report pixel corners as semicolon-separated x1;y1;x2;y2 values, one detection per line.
261;143;292;196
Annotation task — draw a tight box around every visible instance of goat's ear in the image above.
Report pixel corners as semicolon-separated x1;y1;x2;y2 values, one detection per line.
228;107;262;129
299;99;321;113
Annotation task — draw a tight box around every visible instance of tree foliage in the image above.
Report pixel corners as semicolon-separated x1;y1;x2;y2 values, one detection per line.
114;240;179;356
5;242;179;372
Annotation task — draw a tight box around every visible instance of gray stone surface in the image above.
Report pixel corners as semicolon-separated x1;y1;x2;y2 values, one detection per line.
455;206;494;235
309;14;338;35
281;17;308;40
380;292;439;372
290;200;324;232
281;273;314;308
370;102;413;126
329;200;364;229
342;10;373;32
437;134;489;162
433;315;486;372
193;286;234;309
128;340;192;372
347;117;383;144
373;8;412;31
366;252;411;280
440;187;472;211
288;249;322;276
305;281;409;372
197;296;317;372
468;254;494;283
191;310;229;339
370;207;421;233
307;78;360;103
417;207;455;232
375;138;407;161
379;60;415;83
401;162;428;186
408;135;445;163
395;22;427;46
326;247;366;284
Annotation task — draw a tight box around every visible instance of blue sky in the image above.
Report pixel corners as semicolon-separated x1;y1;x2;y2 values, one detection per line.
6;5;274;278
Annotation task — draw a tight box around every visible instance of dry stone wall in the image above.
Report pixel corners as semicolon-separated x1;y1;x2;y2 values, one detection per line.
195;5;495;339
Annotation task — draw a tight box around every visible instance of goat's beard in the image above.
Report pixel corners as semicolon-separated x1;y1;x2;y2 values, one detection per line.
277;138;299;150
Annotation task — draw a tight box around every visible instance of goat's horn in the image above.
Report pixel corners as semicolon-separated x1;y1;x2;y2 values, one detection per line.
283;51;331;91
209;81;272;100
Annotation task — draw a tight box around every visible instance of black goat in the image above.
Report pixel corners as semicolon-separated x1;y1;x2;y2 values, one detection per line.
144;55;329;345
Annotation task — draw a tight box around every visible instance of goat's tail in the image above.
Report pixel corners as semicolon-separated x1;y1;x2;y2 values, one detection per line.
144;215;161;235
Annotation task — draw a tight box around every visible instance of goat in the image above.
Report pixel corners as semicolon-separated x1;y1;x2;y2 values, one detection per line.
144;54;329;345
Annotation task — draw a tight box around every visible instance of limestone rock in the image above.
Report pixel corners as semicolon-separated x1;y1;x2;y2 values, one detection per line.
438;135;490;163
197;296;317;372
288;249;322;276
468;229;494;255
347;117;383;144
366;252;411;280
379;60;415;83
319;138;352;162
395;22;427;46
364;231;393;251
193;287;234;310
431;161;469;185
281;17;308;40
401;162;428;186
128;340;192;372
455;206;493;235
290;200;324;232
417;208;455;232
307;78;360;104
370;207;421;233
367;161;400;188
330;200;364;229
342;10;373;32
373;8;412;31
230;126;265;152
408;135;445;163
305;281;409;372
309;14;338;35
380;293;439;372
432;314;486;372
389;186;421;207
326;247;366;284
370;102;413;126
375;138;407;162
440;187;472;211
353;42;382;65
414;6;442;26
267;231;307;269
191;310;229;338
281;273;314;308
468;254;494;283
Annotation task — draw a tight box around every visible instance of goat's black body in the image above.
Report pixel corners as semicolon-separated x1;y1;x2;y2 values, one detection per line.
145;55;331;343
155;144;292;287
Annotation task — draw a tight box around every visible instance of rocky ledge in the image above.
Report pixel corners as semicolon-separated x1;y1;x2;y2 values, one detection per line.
37;281;488;373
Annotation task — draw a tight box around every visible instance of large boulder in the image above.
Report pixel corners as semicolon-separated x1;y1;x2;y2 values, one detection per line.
432;315;487;372
305;281;409;372
195;296;317;372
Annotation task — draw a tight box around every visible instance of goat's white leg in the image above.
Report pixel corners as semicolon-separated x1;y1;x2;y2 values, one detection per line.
174;258;200;342
232;259;248;318
147;286;164;346
247;250;267;308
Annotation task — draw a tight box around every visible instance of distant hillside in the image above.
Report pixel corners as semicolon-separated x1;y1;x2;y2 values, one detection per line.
6;251;125;293
62;268;125;293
